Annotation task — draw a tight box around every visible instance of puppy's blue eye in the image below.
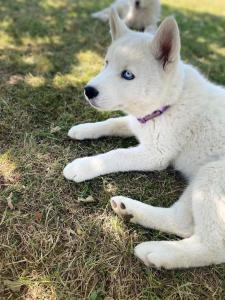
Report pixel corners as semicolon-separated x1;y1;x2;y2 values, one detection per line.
121;70;135;80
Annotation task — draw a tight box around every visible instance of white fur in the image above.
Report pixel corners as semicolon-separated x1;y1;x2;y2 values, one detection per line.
64;13;225;269
92;0;160;30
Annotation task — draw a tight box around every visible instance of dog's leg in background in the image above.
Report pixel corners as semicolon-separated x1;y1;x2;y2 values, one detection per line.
68;116;133;140
92;7;111;22
63;146;170;182
111;186;194;238
92;1;128;22
134;160;225;269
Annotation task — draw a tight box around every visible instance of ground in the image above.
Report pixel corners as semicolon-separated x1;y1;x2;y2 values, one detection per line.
0;0;225;299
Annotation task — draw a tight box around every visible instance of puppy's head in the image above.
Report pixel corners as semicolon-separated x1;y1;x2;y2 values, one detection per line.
130;0;153;9
84;10;181;117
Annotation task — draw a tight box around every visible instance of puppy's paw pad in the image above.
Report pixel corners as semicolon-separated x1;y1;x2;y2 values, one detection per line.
110;196;134;222
120;202;126;209
111;199;118;209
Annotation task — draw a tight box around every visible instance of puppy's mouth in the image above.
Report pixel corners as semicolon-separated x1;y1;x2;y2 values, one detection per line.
84;94;123;112
88;99;100;109
84;94;99;108
84;94;107;112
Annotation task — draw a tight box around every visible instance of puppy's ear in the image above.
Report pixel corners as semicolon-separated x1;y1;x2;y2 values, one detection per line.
151;17;180;70
109;8;128;41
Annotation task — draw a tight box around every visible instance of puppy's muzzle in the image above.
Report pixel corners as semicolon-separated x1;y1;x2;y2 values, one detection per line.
84;86;99;101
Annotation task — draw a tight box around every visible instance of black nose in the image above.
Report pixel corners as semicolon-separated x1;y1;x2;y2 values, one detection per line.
135;0;140;8
84;86;99;100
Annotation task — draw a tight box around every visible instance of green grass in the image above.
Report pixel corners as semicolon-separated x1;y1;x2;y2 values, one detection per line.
0;0;225;299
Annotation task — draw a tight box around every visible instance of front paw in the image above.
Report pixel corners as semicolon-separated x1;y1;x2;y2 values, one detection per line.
63;157;101;182
68;124;94;140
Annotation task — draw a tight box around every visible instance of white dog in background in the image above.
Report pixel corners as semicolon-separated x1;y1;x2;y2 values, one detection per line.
92;0;160;30
64;10;225;269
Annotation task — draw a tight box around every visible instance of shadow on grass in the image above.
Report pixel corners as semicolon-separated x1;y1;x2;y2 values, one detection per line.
0;0;224;80
0;1;224;143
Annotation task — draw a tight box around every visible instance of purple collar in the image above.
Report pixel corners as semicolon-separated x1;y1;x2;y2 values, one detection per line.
137;105;170;124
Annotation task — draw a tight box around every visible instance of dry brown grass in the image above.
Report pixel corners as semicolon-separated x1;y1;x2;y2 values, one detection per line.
0;0;225;299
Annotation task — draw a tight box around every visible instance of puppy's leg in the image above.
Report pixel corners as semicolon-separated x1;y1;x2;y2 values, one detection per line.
68;117;133;140
63;145;169;182
111;186;193;238
134;236;220;269
135;160;225;269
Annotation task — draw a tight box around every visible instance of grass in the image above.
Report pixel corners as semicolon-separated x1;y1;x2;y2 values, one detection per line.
0;0;225;299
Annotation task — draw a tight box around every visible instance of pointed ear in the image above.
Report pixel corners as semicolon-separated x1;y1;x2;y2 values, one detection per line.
151;17;180;70
109;8;128;41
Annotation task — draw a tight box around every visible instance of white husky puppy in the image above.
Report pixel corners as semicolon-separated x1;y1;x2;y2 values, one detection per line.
92;0;160;30
64;11;225;269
